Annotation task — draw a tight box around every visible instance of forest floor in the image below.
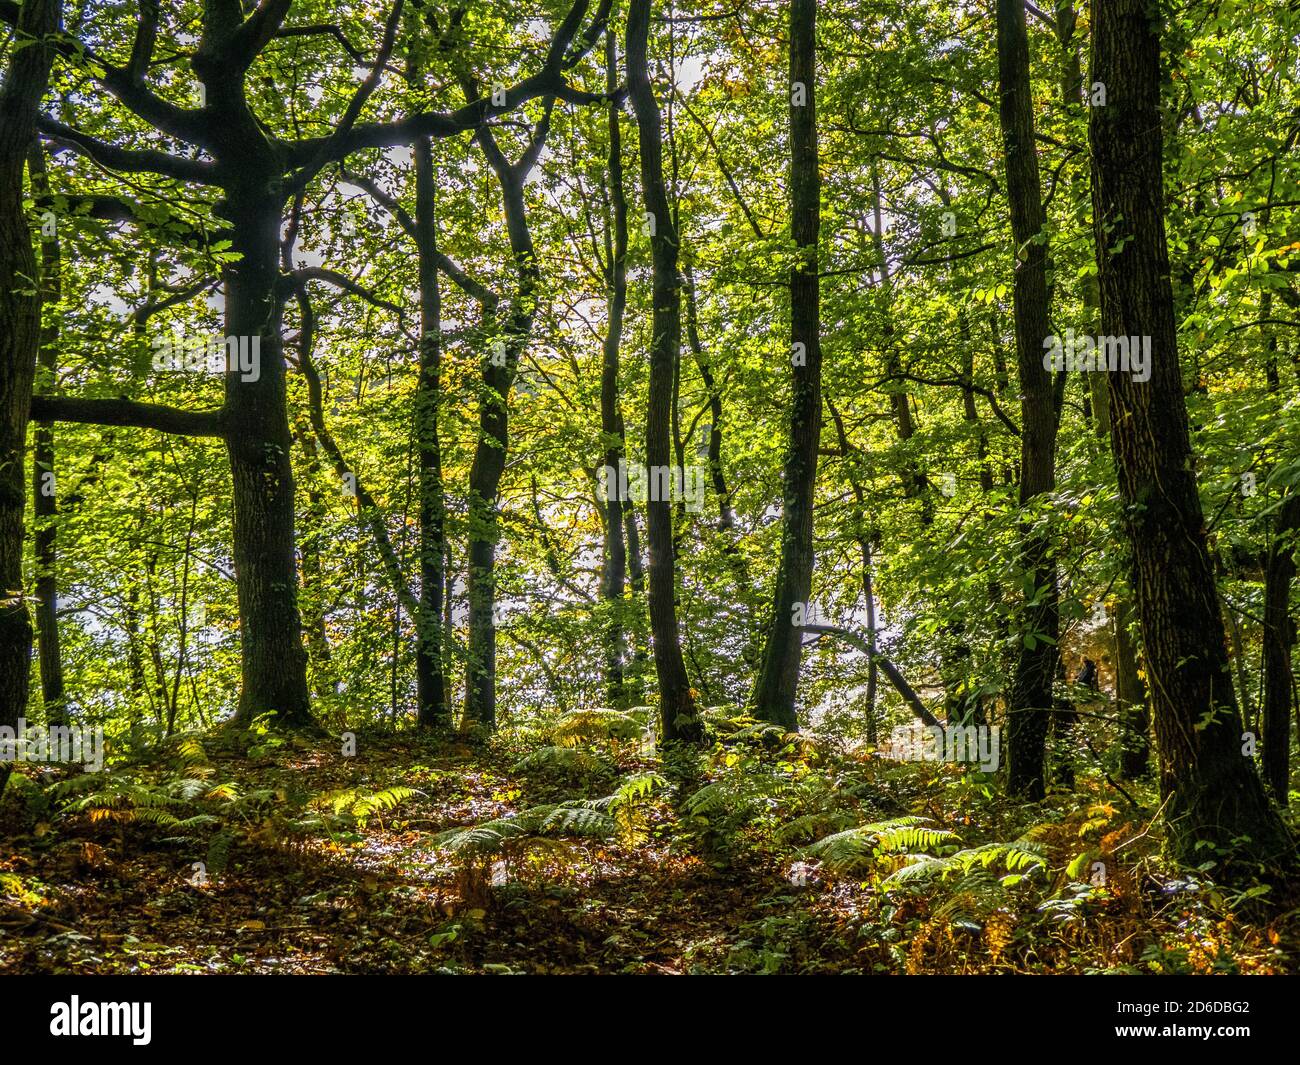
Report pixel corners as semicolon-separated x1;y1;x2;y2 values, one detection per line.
2;722;1299;975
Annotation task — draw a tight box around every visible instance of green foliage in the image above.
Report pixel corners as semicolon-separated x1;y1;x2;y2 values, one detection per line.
311;786;417;829
48;770;217;833
804;817;957;876
549;709;649;749
434;802;617;859
883;839;1048;886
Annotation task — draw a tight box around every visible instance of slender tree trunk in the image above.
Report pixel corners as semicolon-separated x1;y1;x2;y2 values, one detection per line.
1262;493;1299;803
465;153;541;729
627;0;701;743
27;144;64;724
683;268;735;534
1090;0;1292;865
828;400;879;737
997;0;1059;799
293;420;336;702
0;0;60;793
600;28;630;706
871;159;929;517
750;0;822;731
125;587;147;725
623;499;649;705
413;135;449;727
1115;597;1150;778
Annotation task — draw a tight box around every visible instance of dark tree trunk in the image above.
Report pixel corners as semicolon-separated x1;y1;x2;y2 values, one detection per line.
1115;597;1151;779
0;0;60;792
750;0;822;731
1262;494;1300;803
827;400;879;736
293;420;336;704
622;499;649;705
1087;367;1150;779
627;0;702;744
222;190;312;728
1090;0;1292;866
464;140;542;729
27;144;64;724
413;135;449;728
997;0;1059;799
600;28;629;707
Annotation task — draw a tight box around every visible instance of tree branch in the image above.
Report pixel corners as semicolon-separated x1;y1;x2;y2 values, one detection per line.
31;396;225;436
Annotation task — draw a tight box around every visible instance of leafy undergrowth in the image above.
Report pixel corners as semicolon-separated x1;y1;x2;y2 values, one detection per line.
2;713;1298;975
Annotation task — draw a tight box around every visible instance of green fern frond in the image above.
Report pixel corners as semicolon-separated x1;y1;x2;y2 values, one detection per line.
805;818;956;874
435;798;618;859
607;771;668;808
777;809;859;843
880;839;1047;888
513;746;611;776
550;708;648;747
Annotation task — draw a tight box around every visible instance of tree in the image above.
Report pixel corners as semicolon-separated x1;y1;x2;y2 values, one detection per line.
749;0;822;730
0;0;61;794
599;25;631;707
23;0;606;728
1090;0;1292;866
996;0;1059;799
625;0;701;745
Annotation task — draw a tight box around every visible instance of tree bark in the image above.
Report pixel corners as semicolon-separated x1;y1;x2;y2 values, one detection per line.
627;0;702;743
413;134;449;727
750;0;822;731
1262;493;1300;803
0;0;60;793
221;189;313;728
463;131;544;730
997;0;1059;799
27;143;64;724
1090;0;1292;866
600;27;629;707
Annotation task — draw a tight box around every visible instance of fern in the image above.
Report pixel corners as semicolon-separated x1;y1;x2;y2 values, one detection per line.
51;771;213;829
434;799;618;858
513;746;612;778
550;708;648;748
205;830;235;875
588;772;668;844
312;786;416;829
777;809;859;844
881;839;1048;887
805;817;957;875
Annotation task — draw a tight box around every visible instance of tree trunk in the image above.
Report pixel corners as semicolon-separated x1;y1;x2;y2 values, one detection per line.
222;191;313;728
1090;0;1292;866
464;156;539;729
1087;320;1151;780
27;144;65;724
413;135;449;727
0;0;60;793
627;0;702;744
293;420;337;703
1115;597;1150;779
1262;493;1300;803
750;0;822;731
600;29;630;707
827;400;880;737
997;0;1059;799
622;499;649;705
